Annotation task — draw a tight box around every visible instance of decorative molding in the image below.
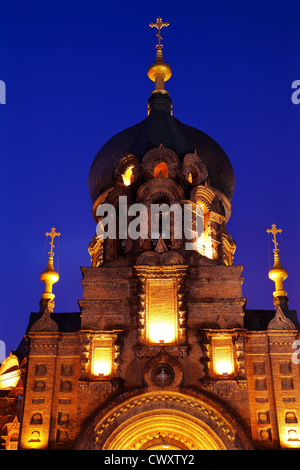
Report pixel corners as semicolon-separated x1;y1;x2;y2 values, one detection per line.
88;236;104;267
202;379;247;399
268;306;296;330
79;332;91;380
78;379;121;401
135;265;188;347
79;330;123;381
76;389;254;450
198;328;247;381
143;349;183;388
135;250;185;266
30;300;58;333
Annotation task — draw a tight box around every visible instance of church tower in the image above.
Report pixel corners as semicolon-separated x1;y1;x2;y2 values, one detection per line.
1;18;300;451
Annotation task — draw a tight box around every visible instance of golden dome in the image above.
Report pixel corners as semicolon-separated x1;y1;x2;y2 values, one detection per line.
40;256;59;284
268;264;288;283
40;254;59;301
268;252;288;297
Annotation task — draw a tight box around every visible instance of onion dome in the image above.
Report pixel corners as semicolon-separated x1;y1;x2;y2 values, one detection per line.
88;17;234;205
88;93;234;203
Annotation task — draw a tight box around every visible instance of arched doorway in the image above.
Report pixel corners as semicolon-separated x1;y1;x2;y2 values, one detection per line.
102;410;225;450
75;390;254;450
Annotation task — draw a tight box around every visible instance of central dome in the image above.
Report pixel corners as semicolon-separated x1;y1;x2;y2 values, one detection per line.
88;93;235;204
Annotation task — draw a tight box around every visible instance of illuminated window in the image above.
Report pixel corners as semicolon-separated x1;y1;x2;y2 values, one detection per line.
122;165;134;186
188;170;197;184
92;336;114;377
146;278;177;345
287;428;300;441
154;162;168;178
195;230;213;259
195;205;213;259
212;337;234;377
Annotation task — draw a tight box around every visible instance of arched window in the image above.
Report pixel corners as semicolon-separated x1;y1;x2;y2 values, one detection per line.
194;204;213;259
122;165;134;186
188;170;197;184
154;162;168;178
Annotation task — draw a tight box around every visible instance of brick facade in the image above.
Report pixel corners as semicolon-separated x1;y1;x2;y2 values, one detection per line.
1;85;299;451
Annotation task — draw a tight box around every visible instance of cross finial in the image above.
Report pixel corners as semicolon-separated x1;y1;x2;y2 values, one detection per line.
45;227;61;256
266;224;289;309
266;224;282;253
149;17;169;53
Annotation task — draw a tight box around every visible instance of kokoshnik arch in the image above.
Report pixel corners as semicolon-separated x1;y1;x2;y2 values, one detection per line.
0;17;300;451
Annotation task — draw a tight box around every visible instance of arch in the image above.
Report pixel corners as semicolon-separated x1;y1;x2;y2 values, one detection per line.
0;354;21;391
0;354;19;375
75;389;253;450
191;185;221;213
142;145;179;180
135;251;186;267
182;151;208;186
137;178;184;205
1;416;20;450
114;154;139;187
191;185;232;223
104;410;224;450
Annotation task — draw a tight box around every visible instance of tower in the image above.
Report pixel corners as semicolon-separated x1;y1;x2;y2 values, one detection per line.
0;18;300;451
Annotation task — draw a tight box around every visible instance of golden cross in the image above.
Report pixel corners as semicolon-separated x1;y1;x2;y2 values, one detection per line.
149;17;169;51
266;224;282;253
45;227;61;256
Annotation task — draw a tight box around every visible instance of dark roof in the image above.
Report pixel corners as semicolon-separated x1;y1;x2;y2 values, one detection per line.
23;309;299;338
88;93;235;203
244;309;299;331
26;312;81;333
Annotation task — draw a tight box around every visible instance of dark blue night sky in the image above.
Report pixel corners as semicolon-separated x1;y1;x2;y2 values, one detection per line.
1;0;300;354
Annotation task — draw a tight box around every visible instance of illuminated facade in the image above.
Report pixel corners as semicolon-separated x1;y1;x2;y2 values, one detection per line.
1;18;300;450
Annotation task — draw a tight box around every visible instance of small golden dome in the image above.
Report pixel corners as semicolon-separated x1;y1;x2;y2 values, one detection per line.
268;249;288;298
268;264;288;283
40;254;59;301
40;258;59;285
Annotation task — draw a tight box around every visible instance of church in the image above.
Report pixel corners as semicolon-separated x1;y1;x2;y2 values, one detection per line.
1;18;300;451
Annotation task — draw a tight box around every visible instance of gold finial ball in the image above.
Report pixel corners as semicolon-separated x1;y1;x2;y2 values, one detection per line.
147;57;172;83
39;267;59;285
268;251;288;284
268;265;288;283
268;258;288;298
39;255;59;285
